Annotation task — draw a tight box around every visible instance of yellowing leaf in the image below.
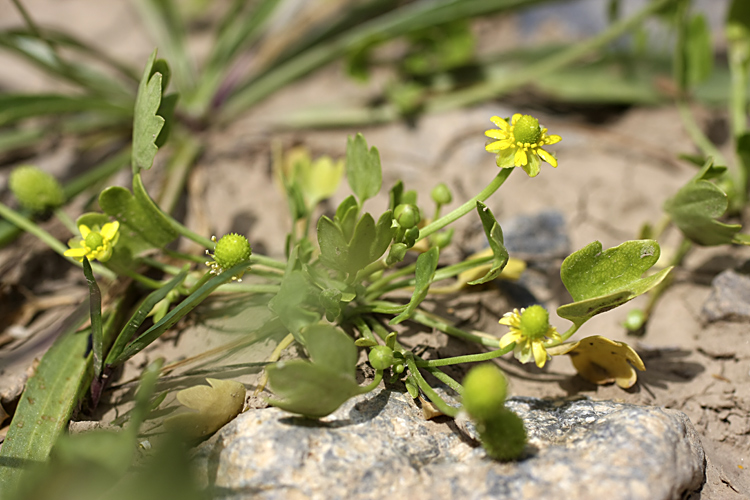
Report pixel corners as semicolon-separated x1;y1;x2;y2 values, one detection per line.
164;378;245;439
548;335;645;389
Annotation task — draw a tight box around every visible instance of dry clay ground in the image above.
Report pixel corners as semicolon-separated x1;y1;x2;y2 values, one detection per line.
0;2;749;499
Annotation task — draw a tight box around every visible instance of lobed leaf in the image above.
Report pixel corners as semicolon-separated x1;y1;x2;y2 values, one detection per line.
346;133;382;204
391;247;439;324
132;49;167;174
557;240;672;324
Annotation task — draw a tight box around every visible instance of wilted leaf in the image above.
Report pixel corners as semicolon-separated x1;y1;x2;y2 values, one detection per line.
164;378;246;439
548;336;645;389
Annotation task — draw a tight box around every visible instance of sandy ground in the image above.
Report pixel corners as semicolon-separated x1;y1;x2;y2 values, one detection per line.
0;2;749;499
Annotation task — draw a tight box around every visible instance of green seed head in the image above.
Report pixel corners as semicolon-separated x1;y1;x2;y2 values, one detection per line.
476;409;527;461
519;305;550;339
368;345;395;371
394;204;421;229
512;115;541;145
9;165;64;212
462;364;508;421
430;183;452;205
213;233;252;270
85;232;104;250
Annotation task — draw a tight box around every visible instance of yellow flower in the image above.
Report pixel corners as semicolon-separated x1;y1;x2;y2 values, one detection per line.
64;221;120;263
546;335;645;389
499;306;561;368
485;114;561;177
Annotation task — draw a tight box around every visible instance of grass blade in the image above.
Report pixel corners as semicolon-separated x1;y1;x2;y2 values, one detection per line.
82;257;104;377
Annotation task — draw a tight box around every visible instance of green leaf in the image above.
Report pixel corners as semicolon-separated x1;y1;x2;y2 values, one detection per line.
0;94;130;127
82;258;104;378
664;160;743;245
317;215;349;272
266;362;363;418
346;133;382;204
155;93;178;148
468;201;509;285
268;270;321;341
132;50;167;174
105;268;188;366
110;262;251;365
335;195;359;241
371;210;396;262
346;213;377;274
164;378;246;439
391;247;439;324
557;240;672;324
389;180;404;211
99;173;177;248
0;324;90;494
304;325;358;375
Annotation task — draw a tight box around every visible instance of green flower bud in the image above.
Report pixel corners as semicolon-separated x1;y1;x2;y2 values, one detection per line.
9;165;64;212
431;183;452;205
512;115;541;145
432;229;454;249
462;364;507;421
368;345;395;370
519;305;550;340
477;409;527;461
623;309;646;332
213;233;252;270
84;231;104;251
394;204;421;229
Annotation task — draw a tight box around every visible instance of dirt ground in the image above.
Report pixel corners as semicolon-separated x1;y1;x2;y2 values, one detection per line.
0;2;749;499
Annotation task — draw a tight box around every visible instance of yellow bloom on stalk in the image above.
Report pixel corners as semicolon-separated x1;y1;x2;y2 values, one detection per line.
64;222;120;263
485;114;561;177
499;305;561;368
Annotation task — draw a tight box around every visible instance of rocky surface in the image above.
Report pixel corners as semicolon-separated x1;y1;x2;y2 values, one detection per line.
193;389;705;500
702;269;750;322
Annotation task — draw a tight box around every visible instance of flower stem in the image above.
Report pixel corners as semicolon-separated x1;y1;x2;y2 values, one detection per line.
411;309;501;348
418;168;512;242
676;100;726;166
414;344;514;367
405;355;458;418
359;371;384;393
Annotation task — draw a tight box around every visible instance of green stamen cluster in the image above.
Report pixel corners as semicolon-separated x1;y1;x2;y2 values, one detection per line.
84;232;105;251
512;115;542;146
9;165;64;213
206;233;252;280
519;305;550;339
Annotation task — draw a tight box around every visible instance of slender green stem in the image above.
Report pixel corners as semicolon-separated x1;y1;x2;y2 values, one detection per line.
365;262;417;297
418;168;513;242
351;316;379;344
405;355;458;418
729;40;750;199
54;208;78;234
546;321;582;347
0;201;116;279
359;371;384;393
163;213;214;249
676;100;726;166
412;309;501;348
415;344;514;367
424;366;463;394
159;139;202;215
643;238;691;318
250;254;287;270
186;271;212;295
113;267;164;289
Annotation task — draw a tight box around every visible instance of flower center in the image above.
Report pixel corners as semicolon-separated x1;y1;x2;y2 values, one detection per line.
213;233;252;270
519;305;550;339
512;115;541;146
85;232;104;250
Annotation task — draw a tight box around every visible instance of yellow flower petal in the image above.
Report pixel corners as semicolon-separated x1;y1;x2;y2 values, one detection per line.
544;134;562;145
490;116;509;130
510;113;522;125
531;341;548;368
499;330;524;348
485;129;508;140
514;149;527;166
64;247;88;259
78;225;91;239
537;148;557;168
101;221;119;240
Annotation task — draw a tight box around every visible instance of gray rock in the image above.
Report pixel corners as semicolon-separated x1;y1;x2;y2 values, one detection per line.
702;269;750;322
193;390;705;500
502;210;570;262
